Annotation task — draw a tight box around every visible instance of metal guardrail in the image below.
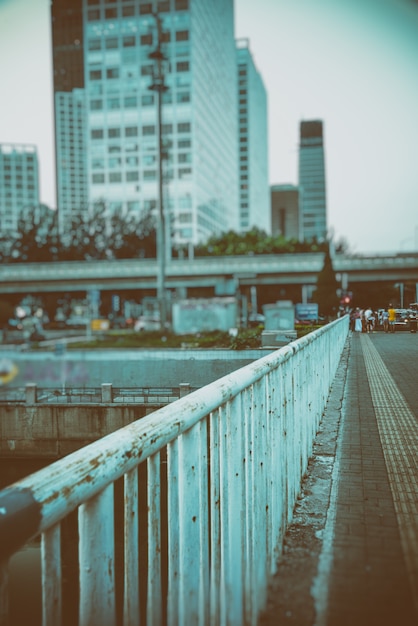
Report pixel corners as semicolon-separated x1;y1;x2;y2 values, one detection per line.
0;316;349;626
0;384;197;405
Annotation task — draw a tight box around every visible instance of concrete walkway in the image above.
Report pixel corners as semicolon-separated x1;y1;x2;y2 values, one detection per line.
259;331;418;626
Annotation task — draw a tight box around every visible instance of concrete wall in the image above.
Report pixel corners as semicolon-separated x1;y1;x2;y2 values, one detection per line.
1;348;271;389
0;403;153;459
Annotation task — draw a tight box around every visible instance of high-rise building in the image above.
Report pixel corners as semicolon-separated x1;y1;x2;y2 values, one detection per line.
0;144;40;234
298;120;327;242
51;0;239;246
236;39;269;233
271;184;300;240
55;89;88;230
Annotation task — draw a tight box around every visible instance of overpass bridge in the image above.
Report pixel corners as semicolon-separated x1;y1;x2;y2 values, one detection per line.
1;252;417;296
0;317;349;626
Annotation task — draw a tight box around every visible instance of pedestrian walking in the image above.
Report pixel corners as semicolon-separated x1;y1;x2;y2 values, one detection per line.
388;304;396;333
353;308;362;332
381;309;389;333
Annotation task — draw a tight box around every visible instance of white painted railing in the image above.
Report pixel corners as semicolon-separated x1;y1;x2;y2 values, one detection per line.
0;316;349;626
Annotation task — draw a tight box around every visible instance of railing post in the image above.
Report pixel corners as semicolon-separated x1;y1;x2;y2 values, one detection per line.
25;383;37;404
101;383;113;403
179;383;191;398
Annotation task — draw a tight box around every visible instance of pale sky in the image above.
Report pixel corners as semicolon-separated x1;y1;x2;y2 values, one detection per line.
1;0;418;254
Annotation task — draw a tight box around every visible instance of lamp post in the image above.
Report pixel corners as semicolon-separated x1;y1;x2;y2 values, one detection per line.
148;12;169;329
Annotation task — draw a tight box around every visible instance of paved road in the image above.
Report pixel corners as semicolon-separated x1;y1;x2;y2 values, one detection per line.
259;330;418;626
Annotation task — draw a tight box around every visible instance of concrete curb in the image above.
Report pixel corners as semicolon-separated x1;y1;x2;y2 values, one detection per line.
258;337;351;625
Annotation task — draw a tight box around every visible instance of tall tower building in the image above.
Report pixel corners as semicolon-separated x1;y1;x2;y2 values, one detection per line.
236;39;269;233
51;0;239;246
0;144;40;234
270;184;300;240
51;0;88;228
298;120;327;242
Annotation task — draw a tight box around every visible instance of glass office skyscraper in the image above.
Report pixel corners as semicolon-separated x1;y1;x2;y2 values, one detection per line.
0;144;40;234
52;0;239;246
236;39;269;233
298;120;327;242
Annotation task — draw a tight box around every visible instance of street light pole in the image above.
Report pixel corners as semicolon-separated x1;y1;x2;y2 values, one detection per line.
149;12;168;330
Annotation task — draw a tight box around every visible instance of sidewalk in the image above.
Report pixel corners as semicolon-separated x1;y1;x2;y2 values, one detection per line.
259;331;418;626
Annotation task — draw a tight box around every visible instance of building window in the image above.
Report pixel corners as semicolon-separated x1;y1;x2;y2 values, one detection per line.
176;30;189;41
140;33;153;46
124;96;137;107
88;39;101;51
143;155;156;166
158;0;170;11
90;99;103;110
176;61;189;72
125;126;138;137
178;139;191;148
108;128;121;138
122;6;135;16
126;156;139;166
142;125;155;136
177;92;190;103
107;67;120;79
91;129;103;139
109;172;122;183
178;122;190;133
105;37;118;49
139;3;153;14
141;64;153;76
105;8;117;18
178;153;191;163
88;9;101;20
123;35;136;47
92;173;105;183
175;0;189;9
126;171;139;181
141;95;154;106
143;170;156;180
108;97;120;109
179;167;191;178
89;69;102;80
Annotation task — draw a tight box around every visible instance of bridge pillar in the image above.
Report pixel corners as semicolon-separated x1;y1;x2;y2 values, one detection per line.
25;383;37;404
101;383;113;403
179;383;191;397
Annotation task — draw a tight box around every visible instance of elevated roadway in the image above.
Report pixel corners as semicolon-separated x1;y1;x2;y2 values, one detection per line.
0;252;417;294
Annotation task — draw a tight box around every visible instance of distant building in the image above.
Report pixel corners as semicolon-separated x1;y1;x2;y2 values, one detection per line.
0;144;40;234
271;184;300;240
298;120;327;241
55;89;88;231
51;0;239;246
236;39;269;233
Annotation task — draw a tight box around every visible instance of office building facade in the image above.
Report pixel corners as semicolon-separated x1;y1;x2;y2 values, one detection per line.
298;120;327;242
51;0;239;246
236;39;269;233
271;184;300;240
0;144;40;234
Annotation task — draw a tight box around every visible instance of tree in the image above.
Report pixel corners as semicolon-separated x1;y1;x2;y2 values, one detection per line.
9;204;59;263
194;227;328;257
312;245;340;317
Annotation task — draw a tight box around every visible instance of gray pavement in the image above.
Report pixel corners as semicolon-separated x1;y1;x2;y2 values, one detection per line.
259;330;418;626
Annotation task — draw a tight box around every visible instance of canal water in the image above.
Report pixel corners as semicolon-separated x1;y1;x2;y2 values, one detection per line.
1;460;50;626
1;458;159;626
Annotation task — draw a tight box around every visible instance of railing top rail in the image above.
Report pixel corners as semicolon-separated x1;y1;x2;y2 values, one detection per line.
0;316;348;560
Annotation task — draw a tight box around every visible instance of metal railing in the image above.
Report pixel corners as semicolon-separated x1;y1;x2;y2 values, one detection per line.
0;383;197;405
0;316;349;626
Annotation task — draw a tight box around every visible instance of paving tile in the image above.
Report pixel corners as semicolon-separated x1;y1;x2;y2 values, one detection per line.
260;333;418;626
